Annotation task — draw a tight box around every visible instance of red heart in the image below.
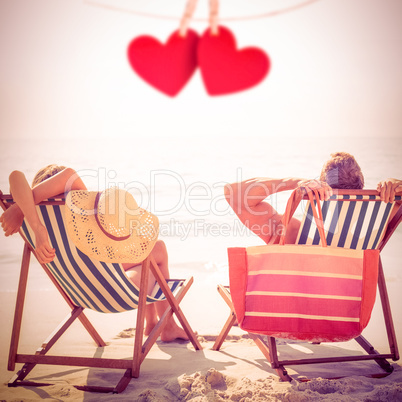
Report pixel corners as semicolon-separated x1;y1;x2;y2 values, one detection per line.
127;29;199;97
198;26;270;96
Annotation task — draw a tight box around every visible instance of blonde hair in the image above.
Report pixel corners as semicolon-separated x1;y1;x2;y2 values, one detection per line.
320;152;364;189
32;164;66;186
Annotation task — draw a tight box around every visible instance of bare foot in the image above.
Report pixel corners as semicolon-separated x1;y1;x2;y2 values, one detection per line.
160;324;189;342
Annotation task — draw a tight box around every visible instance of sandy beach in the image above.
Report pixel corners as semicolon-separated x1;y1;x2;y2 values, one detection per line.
0;230;401;401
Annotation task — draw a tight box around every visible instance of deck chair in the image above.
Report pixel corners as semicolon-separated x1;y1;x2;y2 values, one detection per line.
0;191;202;393
212;189;401;381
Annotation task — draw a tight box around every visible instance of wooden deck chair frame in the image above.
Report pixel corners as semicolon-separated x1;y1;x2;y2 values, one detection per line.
0;192;202;393
212;189;401;381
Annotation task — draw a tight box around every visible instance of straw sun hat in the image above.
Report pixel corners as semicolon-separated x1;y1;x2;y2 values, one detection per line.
65;187;159;263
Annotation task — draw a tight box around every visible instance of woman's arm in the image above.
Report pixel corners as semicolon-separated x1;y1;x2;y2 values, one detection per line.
1;168;85;237
0;168;87;262
6;170;56;263
0;204;24;236
31;167;87;203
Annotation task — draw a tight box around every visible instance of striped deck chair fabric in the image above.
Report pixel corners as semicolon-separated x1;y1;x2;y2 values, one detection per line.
296;193;401;250
11;198;181;314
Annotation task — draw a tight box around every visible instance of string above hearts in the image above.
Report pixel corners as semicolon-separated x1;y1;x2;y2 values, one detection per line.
127;0;270;97
84;0;321;22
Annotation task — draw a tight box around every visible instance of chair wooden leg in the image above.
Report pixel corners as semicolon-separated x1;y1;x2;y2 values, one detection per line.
9;306;85;385
133;255;202;378
266;336;279;367
248;334;292;381
40;260;106;347
352;257;398;374
132;257;150;378
113;369;132;394
355;336;393;373
212;285;237;350
261;335;293;382
140;277;199;364
149;256;202;351
212;283;292;380
8;244;31;371
41;307;85;352
165;284;202;351
212;312;237;351
74;368;132;393
377;257;399;360
75;312;107;348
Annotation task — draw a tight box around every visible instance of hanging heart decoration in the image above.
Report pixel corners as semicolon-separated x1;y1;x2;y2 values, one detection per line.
198;26;270;96
126;0;270;96
127;29;199;97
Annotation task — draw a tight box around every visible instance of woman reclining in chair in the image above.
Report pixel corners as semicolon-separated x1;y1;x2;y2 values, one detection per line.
224;152;402;245
0;165;189;342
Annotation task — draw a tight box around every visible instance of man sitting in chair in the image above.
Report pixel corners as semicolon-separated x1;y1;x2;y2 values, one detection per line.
224;152;402;245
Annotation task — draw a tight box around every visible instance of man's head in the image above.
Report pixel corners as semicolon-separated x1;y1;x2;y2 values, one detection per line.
320;152;364;189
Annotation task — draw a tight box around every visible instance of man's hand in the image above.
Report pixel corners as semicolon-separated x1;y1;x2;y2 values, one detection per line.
33;224;56;264
0;204;24;236
377;178;402;203
297;179;333;201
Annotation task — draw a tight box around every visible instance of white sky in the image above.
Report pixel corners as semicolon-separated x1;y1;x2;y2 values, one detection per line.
0;0;402;140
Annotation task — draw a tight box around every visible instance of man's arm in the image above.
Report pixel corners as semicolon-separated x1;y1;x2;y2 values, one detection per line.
224;177;333;244
224;177;303;229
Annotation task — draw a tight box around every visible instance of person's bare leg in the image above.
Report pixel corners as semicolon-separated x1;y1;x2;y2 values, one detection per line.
155;301;189;342
144;303;157;336
147;241;189;341
123;240;189;341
